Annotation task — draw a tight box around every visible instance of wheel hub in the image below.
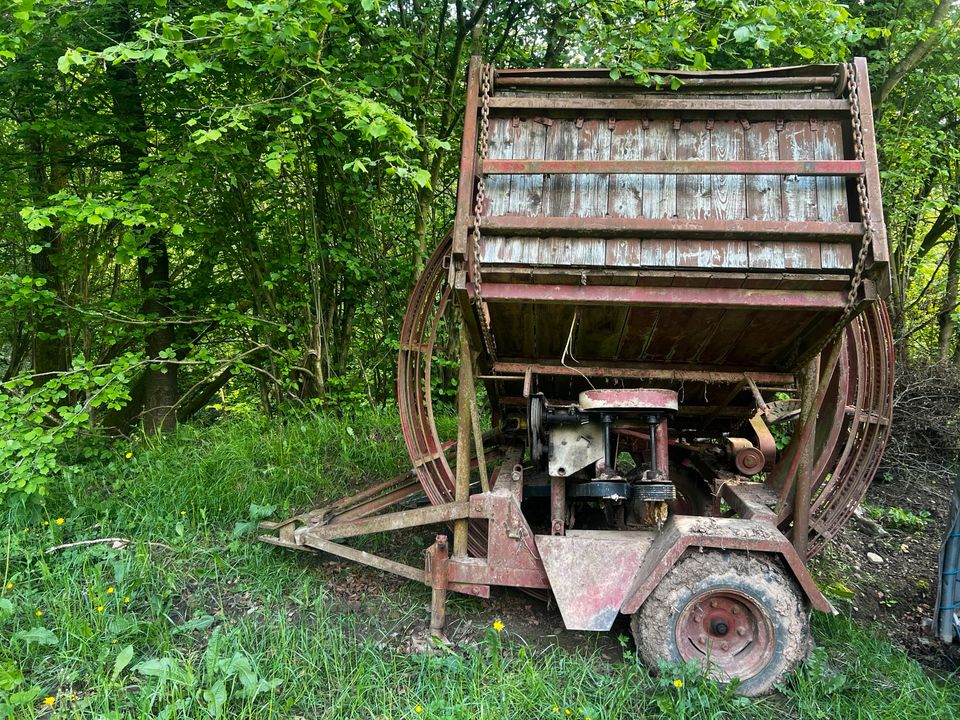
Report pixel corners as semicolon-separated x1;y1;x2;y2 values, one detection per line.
676;590;774;679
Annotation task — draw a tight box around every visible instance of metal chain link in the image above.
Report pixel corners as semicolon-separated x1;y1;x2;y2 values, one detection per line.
832;61;874;338
472;62;497;359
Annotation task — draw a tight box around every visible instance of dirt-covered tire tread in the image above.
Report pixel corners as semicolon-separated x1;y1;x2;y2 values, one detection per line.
630;550;811;696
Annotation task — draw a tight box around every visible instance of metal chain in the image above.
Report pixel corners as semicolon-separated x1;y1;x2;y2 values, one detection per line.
472;62;497;359
833;61;874;337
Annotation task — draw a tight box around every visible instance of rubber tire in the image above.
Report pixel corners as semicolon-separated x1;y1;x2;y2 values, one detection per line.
630;550;811;696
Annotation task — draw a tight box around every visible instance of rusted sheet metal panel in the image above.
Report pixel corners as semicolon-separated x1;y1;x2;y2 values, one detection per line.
536;533;654;631
618;516;833;615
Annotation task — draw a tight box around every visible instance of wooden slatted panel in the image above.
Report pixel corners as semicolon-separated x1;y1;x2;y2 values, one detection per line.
478;115;855;274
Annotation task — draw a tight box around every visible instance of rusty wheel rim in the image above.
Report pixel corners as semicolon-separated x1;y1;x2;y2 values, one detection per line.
675;590;775;680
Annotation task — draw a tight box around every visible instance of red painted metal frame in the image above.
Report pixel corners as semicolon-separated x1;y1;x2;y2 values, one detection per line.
488;96;851;113
481;159;866;176
480;282;849;311
492;361;795;385
480;216;862;241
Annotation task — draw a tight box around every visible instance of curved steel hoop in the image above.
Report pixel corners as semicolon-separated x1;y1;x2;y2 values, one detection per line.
397;234;489;556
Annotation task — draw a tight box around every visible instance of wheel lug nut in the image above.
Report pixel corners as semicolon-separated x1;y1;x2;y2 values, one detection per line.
731;607;739;615
737;627;746;636
721;641;728;651
699;634;706;643
710;600;717;608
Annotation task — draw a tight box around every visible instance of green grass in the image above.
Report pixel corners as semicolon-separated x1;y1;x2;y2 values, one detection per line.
1;411;958;719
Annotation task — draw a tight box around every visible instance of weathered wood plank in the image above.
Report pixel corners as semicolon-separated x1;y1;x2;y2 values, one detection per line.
814;119;848;223
538;237;605;266
543;120;578;217
641;121;677;219
710;120;746;220
576;306;629;359
485;117;514;216
783;241;822;270
815;118;853;270
509;119;547;216
821;242;853;270
677;240;749;268
574;119;612;217
606;238;642;267
780;120;819;223
676;119;712;220
608;119;644;218
641;239;678;266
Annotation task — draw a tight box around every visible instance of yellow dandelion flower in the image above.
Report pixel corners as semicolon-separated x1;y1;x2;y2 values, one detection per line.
492;619;504;632
552;707;560;713
180;511;187;516
107;587;115;594
23;527;29;533
43;696;55;706
564;710;572;716
4;582;12;590
414;705;423;714
43;520;49;526
35;609;43;617
125;452;133;459
673;679;684;688
96;605;104;613
55;518;64;525
123;596;130;604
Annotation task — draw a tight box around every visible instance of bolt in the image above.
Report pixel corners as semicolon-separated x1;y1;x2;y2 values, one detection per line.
721;641;729;651
731;607;739;615
737;627;746;636
710;600;718;608
699;634;706;643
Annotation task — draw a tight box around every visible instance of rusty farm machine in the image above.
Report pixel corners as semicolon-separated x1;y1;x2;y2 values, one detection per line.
262;58;894;695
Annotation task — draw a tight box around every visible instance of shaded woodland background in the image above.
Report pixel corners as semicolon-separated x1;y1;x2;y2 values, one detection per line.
1;0;959;500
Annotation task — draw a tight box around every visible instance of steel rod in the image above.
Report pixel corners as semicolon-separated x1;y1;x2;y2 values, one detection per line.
793;357;819;557
454;329;472;557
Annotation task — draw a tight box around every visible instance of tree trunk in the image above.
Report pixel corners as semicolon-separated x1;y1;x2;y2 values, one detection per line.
938;236;960;363
24;135;68;384
108;0;178;433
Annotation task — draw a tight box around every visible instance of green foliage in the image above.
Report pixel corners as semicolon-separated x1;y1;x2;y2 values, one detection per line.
862;503;932;532
0;0;959;508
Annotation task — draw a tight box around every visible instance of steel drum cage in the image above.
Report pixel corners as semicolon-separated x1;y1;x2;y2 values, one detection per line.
263;57;894;696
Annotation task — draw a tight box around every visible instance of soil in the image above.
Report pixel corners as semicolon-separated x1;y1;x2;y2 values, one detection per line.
812;467;960;672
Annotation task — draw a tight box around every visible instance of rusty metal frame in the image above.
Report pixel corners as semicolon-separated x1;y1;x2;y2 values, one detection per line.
480;216;862;241
481;159;865;176
480;282;850;311
492;361;795;385
487;96;850;113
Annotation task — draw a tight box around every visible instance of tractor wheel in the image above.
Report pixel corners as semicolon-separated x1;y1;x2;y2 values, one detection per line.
630;550;811;696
